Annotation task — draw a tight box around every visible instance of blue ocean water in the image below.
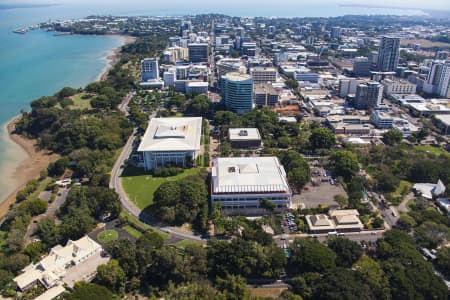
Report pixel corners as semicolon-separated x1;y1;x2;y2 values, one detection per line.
0;6;125;200
0;2;436;201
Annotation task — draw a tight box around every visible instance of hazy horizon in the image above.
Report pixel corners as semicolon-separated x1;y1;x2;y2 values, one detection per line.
3;0;450;11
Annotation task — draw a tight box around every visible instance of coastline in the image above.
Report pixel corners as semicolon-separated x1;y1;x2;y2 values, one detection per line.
0;117;60;220
97;35;136;82
0;34;136;220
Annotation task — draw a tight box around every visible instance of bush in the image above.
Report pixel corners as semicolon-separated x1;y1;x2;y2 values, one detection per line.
60;97;74;108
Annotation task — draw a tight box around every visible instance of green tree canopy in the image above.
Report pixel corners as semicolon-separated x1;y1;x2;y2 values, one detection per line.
329;150;359;181
287;238;336;275
309;127;336;150
382;129;403;146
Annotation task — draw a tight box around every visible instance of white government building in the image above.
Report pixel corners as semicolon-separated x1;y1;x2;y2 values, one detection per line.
211;156;292;214
138;117;202;171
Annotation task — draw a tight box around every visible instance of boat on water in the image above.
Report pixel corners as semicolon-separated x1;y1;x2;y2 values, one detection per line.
12;28;27;34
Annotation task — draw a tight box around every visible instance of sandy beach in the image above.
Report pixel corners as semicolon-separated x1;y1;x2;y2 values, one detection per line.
0;34;136;220
97;35;136;81
0;117;60;220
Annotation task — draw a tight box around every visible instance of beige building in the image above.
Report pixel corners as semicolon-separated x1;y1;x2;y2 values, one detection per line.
329;209;364;232
13;236;106;299
306;209;364;233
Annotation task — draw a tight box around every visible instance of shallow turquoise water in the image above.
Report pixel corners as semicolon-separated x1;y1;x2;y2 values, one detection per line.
0;7;124;200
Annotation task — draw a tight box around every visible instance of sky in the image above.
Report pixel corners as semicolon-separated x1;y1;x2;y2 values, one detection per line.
3;0;449;10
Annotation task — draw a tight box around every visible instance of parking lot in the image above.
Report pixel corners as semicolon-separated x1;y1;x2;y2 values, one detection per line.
62;252;110;288
293;181;347;209
281;212;297;233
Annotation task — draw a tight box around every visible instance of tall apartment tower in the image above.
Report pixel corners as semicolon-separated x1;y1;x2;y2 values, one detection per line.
221;72;254;114
426;61;450;98
377;36;400;72
331;26;341;39
141;58;159;81
355;82;383;109
180;20;192;37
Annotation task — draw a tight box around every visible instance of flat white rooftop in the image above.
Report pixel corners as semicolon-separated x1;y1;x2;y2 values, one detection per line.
228;128;261;141
212;156;289;194
138;117;202;152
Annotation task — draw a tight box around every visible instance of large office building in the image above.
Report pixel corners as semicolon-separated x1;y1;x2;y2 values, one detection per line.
221;72;254;114
381;79;416;95
211;157;292;214
250;67;278;83
138;117;202;171
355;81;383;109
294;67;320;83
217;58;246;79
188;43;209;63
353;57;372;77
377;36;400;72
254;83;280;107
141;58;159;81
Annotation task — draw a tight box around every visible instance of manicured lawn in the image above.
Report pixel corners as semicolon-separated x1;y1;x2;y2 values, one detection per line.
415;145;450;157
70;93;93;110
119;210;169;240
121;166;202;209
173;239;202;248
97;229;119;243
123;225;142;239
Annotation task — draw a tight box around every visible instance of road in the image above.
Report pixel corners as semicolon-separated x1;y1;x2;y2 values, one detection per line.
368;191;400;229
110;95;203;242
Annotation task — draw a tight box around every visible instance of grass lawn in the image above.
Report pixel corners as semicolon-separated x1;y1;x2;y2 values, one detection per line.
173;239;202;248
415;145;450;157
97;229;119;243
121;166;202;209
55;92;93;110
119;210;169;240
123;225;142;239
250;287;288;299
386;180;412;206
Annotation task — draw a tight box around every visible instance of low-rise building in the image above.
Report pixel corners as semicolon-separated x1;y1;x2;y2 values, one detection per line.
211;157;292;214
326;115;373;136
137;117;202;171
371;111;394;129
228;128;262;148
13;236;105;297
294;67;320;83
305;214;336;234
306;209;364;233
437;198;450;215
434;114;450;135
329;209;364;232
185;81;208;94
